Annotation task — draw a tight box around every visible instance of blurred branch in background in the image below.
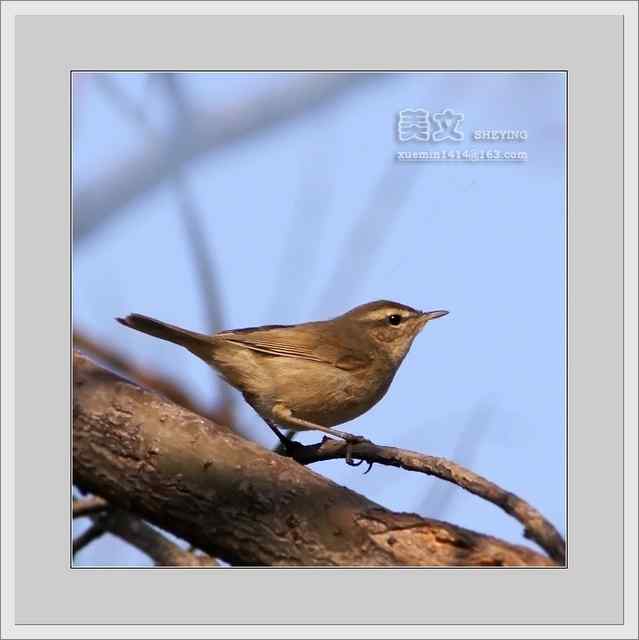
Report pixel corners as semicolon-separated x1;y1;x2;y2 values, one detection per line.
264;145;334;321
418;400;494;519
73;499;217;567
74;73;385;242
173;170;236;425
72;495;108;518
102;512;218;567
72;519;107;557
73;329;248;436
311;77;477;314
162;73;235;426
92;73;158;139
313;160;424;315
85;72;237;429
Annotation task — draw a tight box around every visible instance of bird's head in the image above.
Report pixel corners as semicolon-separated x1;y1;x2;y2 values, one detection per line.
340;300;448;365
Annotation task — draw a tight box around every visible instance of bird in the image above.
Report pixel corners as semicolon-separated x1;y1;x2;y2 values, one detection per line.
117;300;448;448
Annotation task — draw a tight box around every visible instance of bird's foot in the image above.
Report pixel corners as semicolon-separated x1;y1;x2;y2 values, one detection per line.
344;437;374;474
343;433;370;444
283;439;305;456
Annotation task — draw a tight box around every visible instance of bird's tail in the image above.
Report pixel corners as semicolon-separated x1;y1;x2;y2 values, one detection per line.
116;314;212;356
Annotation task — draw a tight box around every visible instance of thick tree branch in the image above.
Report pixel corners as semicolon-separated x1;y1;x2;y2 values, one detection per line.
73;351;555;566
73;331;247;437
74;331;205;414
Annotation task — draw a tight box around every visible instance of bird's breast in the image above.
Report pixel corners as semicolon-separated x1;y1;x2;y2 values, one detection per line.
271;361;395;427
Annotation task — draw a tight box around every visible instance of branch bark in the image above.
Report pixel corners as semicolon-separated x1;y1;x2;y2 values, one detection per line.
73;351;555;566
73;331;247;437
73;331;205;413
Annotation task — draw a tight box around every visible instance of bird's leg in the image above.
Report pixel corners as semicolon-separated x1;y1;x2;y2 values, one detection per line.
272;404;370;444
262;417;295;450
271;404;371;469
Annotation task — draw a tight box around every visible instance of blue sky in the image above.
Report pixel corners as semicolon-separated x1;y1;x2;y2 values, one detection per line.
73;71;566;565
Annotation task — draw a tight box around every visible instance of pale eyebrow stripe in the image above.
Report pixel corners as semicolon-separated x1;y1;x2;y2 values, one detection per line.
363;309;412;321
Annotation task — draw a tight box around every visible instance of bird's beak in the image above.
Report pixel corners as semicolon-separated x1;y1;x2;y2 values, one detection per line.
419;309;449;327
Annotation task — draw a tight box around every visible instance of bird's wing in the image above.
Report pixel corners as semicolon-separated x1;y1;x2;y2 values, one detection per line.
215;325;371;371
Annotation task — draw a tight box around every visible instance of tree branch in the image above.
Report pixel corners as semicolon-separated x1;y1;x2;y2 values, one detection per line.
73;351;556;566
73;496;109;518
74;331;205;413
98;510;218;567
73;330;249;437
72;518;107;556
284;438;565;564
73;498;217;566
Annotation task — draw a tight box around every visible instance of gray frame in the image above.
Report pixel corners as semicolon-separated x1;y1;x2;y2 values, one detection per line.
10;12;624;628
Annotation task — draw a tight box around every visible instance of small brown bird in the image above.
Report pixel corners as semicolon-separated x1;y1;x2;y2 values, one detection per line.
117;301;448;447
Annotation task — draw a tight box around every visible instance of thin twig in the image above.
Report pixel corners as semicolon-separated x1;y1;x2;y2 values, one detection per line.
73;496;109;518
283;437;566;565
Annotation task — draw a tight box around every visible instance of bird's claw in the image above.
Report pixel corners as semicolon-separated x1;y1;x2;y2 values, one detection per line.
344;440;373;474
283;439;304;456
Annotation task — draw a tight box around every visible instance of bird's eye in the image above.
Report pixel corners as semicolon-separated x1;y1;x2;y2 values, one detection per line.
387;314;402;326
